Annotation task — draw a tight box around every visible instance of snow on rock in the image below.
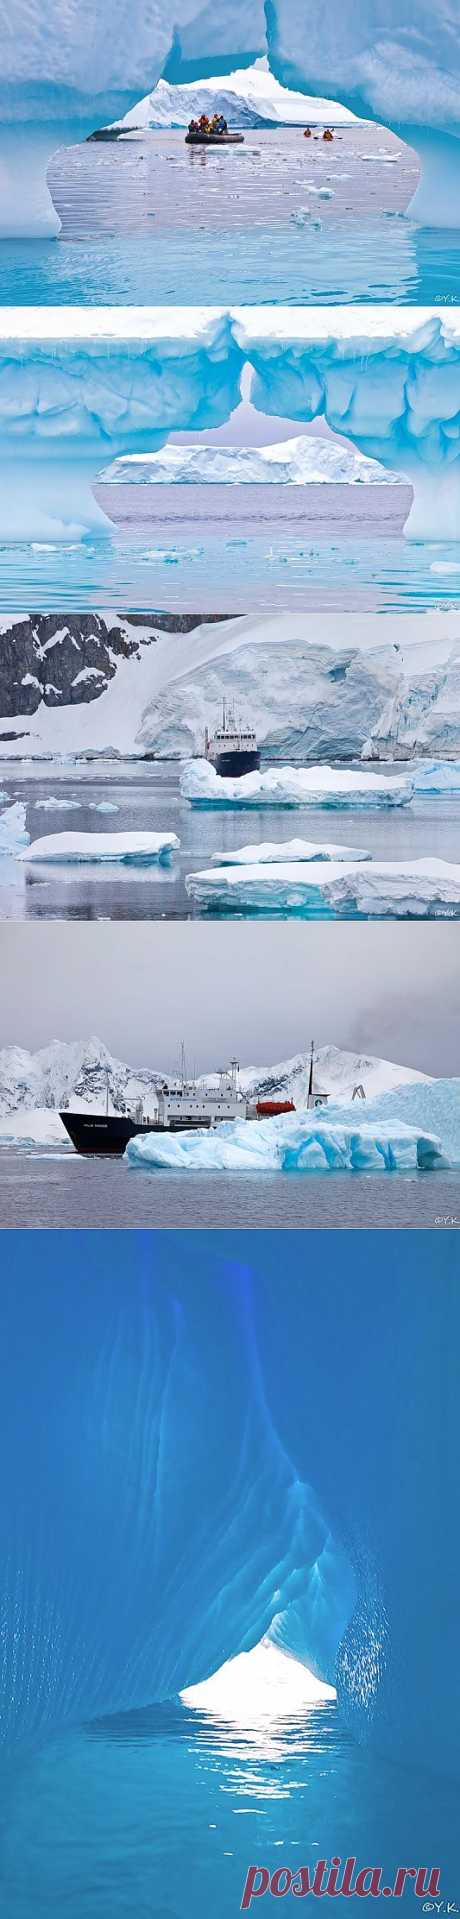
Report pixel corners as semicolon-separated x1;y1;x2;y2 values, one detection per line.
186;855;460;917
211;837;372;863
0;802;29;853
0;1108;69;1148
19;830;179;865
126;1109;444;1173
0;1037;427;1127
109;434;396;487
119;59;355;131
231;309;460;541
181;758;414;807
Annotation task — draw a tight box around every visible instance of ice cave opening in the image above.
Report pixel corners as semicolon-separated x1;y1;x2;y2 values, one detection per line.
182;1640;335;1721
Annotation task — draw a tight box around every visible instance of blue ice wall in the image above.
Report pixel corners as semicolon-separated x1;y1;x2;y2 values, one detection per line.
0;1230;458;1780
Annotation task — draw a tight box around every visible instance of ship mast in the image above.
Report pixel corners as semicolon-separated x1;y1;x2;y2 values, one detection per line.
308;1040;314;1102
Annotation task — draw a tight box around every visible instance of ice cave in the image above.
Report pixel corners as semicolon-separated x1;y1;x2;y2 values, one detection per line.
1;1228;458;1785
2;0;460;236
2;308;460;543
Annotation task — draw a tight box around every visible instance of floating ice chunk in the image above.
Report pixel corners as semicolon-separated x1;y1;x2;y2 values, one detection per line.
186;856;460;917
211;837;372;864
18;831;179;865
0;802;29;853
180;758;414;808
88;801;120;813
412;759;460;793
126;1110;444;1173
35;796;82;811
123;63;356;133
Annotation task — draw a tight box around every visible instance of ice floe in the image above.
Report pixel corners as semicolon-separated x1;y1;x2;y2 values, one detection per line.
211;837;372;863
181;758;414;807
186;856;460;916
18;830;179;865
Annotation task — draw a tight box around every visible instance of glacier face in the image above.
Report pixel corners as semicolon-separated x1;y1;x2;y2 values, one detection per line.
1;1228;458;1779
2;309;460;543
181;758;414;806
185;856;460;917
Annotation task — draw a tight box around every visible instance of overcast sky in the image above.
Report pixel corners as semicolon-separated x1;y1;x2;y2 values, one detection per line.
172;365;343;451
1;923;458;1077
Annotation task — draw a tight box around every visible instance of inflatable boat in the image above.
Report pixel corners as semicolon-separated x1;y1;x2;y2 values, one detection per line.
185;131;245;145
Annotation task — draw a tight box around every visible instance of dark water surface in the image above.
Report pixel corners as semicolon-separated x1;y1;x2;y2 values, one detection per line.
1;1154;459;1228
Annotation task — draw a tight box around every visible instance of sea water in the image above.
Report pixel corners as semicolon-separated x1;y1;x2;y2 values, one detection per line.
3;123;460;305
2;761;460;921
0;1153;459;1228
0;1695;457;1917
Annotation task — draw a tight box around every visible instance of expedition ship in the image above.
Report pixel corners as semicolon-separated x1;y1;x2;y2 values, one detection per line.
60;1056;295;1157
204;699;260;777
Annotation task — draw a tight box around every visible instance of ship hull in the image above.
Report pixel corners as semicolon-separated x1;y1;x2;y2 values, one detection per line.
60;1112;222;1157
211;749;260;777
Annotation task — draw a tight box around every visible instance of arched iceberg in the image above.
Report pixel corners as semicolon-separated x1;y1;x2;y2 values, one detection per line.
1;1229;458;1784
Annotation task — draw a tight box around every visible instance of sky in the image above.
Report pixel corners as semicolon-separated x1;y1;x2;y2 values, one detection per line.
1;922;459;1077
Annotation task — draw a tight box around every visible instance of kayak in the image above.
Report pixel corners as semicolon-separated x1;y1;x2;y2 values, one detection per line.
185;131;245;143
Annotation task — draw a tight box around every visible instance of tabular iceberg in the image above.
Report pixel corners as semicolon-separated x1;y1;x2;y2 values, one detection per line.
120;58;356;132
211;837;372;863
109;434;396;487
181;758;414;807
19;830;180;864
186;855;460;916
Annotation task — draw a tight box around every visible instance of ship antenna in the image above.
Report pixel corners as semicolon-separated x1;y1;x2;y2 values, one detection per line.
106;1064;110;1116
308;1040;314;1100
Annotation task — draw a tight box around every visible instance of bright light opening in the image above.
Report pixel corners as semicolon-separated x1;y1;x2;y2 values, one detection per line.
181;1639;336;1724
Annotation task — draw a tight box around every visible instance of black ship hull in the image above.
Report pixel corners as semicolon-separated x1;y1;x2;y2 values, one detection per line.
211;749;260;777
61;1111;217;1157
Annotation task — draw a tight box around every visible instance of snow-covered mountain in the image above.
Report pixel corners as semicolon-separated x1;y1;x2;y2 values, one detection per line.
108;436;396;487
117;60;356;132
1;612;460;764
0;1038;429;1148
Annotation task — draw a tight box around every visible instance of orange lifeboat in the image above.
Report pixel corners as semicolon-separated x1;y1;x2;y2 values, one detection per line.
256;1098;296;1117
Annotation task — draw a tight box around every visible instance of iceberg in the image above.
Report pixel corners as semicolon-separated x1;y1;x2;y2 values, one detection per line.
1;1228;459;1783
0;801;29;854
126;1110;444;1172
232;309;460;542
186;855;460;917
211;837;372;863
0;310;241;541
412;758;460;792
109;434;396;487
34;795;82;810
181;758;414;807
120;59;356;132
19;830;180;864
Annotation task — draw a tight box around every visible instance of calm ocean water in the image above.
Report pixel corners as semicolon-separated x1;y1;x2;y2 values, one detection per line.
1;1154;459;1227
0;1696;457;1917
3;122;460;304
2;761;460;921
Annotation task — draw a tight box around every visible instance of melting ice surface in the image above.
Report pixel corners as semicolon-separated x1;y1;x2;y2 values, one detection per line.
18;829;179;864
186;855;460;917
0;1225;458;1919
181;760;414;807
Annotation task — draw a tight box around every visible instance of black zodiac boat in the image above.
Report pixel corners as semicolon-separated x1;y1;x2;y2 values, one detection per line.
185;131;244;144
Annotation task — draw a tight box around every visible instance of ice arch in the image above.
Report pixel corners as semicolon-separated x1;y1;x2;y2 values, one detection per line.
265;0;460;228
0;310;241;541
0;0;266;237
0;1228;458;1781
234;308;460;541
2;308;460;543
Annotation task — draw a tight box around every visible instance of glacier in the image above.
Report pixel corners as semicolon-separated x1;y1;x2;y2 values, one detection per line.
181;759;414;806
1;1225;459;1784
186;856;460;917
19;830;179;864
1;309;460;542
